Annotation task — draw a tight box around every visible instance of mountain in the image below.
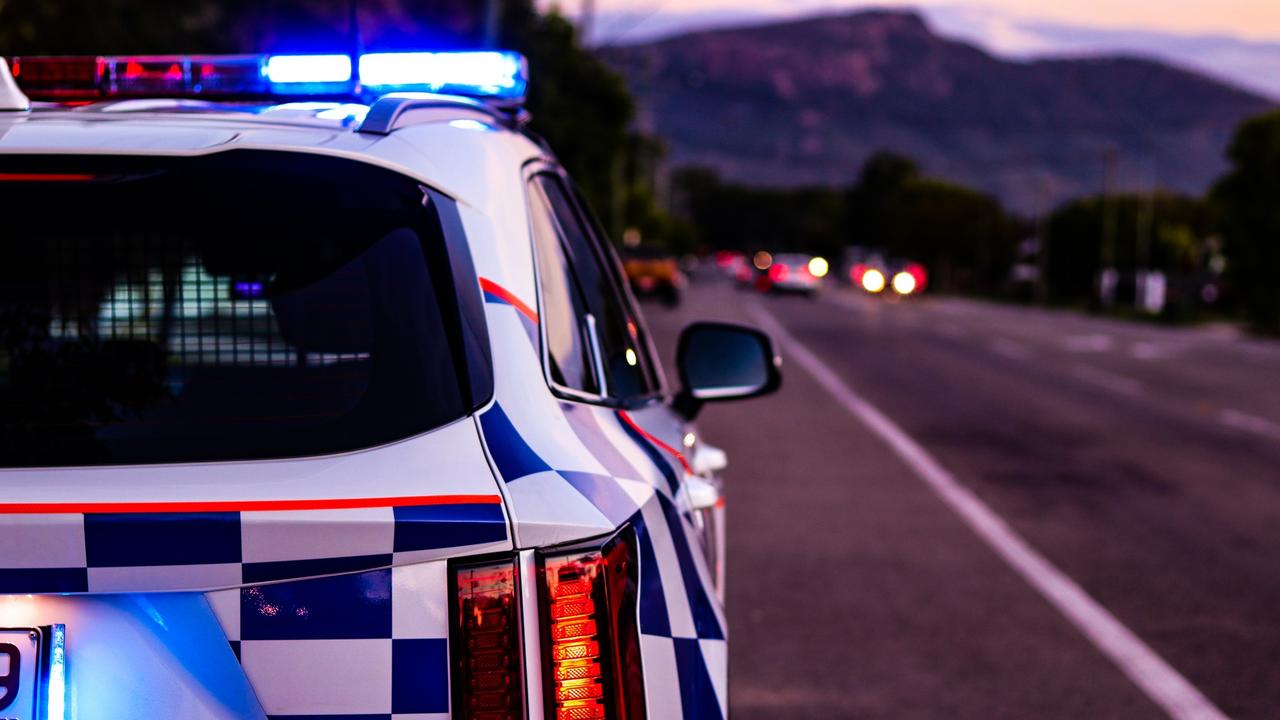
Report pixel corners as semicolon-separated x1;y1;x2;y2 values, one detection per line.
590;6;1280;102
599;10;1276;212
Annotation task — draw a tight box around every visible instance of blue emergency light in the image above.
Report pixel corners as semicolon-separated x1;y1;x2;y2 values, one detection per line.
6;50;529;106
359;51;526;100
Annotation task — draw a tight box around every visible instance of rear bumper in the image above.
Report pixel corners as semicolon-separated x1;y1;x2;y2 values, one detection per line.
0;593;263;720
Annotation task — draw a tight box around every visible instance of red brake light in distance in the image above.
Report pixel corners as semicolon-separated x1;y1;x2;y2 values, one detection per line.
540;531;646;720
453;561;523;720
907;262;928;292
768;263;790;282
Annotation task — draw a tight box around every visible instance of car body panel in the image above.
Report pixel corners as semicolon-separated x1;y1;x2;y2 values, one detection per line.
0;417;512;594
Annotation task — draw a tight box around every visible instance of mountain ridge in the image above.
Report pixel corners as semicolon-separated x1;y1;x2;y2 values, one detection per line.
600;9;1276;212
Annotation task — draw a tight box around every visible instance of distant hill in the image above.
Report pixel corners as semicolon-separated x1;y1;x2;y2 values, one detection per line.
600;10;1276;212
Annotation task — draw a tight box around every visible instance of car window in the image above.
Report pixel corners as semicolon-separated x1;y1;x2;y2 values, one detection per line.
0;151;482;467
528;178;599;395
568;182;665;394
532;175;655;400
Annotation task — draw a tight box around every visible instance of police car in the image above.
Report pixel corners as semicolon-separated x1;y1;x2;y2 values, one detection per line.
0;51;781;720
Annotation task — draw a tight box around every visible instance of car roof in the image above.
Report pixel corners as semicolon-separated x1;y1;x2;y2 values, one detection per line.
0;98;549;209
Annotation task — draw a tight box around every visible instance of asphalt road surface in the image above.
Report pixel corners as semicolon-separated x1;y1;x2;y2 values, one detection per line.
643;277;1280;720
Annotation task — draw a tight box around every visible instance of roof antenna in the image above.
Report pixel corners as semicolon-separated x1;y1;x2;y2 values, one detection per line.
349;0;364;76
0;60;31;112
484;0;503;48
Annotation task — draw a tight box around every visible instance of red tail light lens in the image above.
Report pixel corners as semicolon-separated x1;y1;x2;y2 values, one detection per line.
453;560;523;720
540;531;645;720
768;263;790;282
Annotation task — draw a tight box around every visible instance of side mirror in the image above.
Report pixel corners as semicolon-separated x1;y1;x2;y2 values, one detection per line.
674;321;782;418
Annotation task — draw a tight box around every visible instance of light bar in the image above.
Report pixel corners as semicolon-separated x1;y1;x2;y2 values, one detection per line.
264;54;353;94
8;50;528;106
360;51;527;102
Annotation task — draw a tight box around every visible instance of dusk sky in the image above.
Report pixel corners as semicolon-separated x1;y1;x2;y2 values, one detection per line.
541;0;1280;99
548;0;1280;41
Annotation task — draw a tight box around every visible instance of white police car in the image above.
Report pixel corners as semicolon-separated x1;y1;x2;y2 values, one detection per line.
0;50;780;720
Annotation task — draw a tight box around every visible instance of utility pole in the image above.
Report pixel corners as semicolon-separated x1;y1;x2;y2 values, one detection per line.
580;0;596;45
1135;159;1158;313
1035;174;1051;305
1099;148;1120;308
350;0;365;62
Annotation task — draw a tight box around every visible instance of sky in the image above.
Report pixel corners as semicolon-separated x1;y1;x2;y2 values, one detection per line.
547;0;1280;41
540;0;1280;99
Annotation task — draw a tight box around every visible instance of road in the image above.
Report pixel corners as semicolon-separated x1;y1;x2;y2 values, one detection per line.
643;278;1280;720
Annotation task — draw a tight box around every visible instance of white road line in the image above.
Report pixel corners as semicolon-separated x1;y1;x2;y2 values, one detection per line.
1219;409;1280;441
990;337;1033;361
1064;333;1115;353
746;302;1229;720
1130;341;1180;361
1071;365;1145;397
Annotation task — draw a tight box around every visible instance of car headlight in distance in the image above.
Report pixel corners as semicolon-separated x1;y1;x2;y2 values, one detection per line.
861;268;886;293
807;257;829;278
892;271;917;295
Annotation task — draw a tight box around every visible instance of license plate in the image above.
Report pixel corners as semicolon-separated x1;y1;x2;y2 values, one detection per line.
0;629;41;720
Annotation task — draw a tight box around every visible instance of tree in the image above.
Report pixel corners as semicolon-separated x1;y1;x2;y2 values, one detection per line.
840;152;1023;294
845;151;919;249
673;168;846;256
1212;111;1280;333
1046;193;1213;308
501;6;636;230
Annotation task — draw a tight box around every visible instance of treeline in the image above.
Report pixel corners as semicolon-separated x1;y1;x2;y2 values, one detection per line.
675;154;1027;297
668;110;1280;334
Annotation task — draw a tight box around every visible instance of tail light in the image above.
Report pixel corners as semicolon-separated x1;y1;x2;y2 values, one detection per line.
452;560;524;720
451;530;645;720
539;531;646;720
768;263;790;282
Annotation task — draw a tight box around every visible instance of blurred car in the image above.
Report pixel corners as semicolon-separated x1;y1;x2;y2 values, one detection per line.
713;249;743;274
763;253;829;295
850;258;928;297
732;253;760;288
623;245;687;306
0;51;783;720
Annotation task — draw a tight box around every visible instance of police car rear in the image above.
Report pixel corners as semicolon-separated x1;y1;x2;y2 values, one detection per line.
0;51;765;720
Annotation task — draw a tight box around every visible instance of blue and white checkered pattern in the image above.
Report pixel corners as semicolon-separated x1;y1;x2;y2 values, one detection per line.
478;391;729;719
0;501;509;595
208;561;452;719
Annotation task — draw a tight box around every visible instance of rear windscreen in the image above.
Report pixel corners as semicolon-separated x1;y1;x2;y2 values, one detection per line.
0;151;483;467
